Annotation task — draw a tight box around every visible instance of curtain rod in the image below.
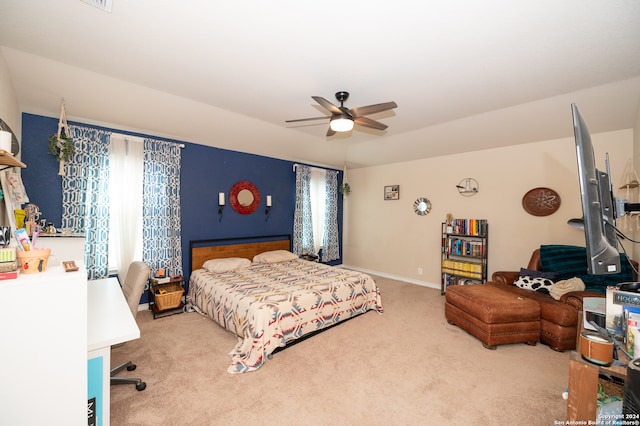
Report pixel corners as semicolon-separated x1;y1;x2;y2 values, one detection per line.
293;163;342;173
110;132;185;148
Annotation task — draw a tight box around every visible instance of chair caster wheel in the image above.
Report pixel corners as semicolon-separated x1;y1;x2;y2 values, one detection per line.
136;382;146;391
127;364;137;371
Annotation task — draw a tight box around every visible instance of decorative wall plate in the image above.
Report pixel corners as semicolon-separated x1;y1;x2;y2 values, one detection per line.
413;197;431;216
522;187;561;216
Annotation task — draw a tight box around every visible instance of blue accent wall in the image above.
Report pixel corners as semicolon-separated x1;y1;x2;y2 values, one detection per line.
20;113;343;286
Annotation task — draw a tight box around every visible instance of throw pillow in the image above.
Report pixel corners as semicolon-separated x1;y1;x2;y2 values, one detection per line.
202;257;251;273
514;275;554;294
519;268;559;281
252;250;299;264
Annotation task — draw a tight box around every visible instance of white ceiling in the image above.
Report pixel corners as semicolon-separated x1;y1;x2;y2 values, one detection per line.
1;0;640;169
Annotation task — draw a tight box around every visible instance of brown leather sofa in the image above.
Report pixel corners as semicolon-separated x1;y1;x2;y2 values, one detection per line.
491;248;635;351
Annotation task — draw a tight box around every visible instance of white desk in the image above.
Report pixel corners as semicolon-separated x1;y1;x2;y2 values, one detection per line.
88;278;140;426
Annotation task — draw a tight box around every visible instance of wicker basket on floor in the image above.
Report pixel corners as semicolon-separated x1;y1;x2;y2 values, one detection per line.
154;283;184;310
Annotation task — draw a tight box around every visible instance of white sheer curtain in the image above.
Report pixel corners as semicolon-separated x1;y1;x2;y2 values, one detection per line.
109;134;144;280
310;167;326;254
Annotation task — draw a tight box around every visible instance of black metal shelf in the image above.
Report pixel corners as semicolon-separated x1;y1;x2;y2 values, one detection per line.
441;221;488;295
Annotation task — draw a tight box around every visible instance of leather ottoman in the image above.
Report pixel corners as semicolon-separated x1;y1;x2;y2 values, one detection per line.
445;284;541;349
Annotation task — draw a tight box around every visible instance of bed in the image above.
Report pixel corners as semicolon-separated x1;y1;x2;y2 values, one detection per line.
187;235;384;373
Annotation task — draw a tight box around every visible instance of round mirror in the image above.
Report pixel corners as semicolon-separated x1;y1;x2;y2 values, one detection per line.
230;181;261;214
413;197;431;216
237;189;254;206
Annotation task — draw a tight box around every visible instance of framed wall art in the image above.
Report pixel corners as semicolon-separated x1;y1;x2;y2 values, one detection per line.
384;185;399;200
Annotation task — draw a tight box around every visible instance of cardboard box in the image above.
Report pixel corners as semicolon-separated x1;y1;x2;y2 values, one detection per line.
583;297;606;331
627;307;640;357
606;285;640;341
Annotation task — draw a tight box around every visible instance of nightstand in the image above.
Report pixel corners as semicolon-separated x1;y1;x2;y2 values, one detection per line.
299;255;319;262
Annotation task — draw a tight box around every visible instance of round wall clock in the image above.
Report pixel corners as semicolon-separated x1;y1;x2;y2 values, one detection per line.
413;197;431;216
522;187;561;216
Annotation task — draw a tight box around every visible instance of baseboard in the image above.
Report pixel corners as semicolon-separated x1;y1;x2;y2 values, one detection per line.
339;264;440;291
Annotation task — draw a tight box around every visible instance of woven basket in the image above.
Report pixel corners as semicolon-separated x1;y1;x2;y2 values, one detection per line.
0;260;18;272
17;248;51;274
154;283;184;310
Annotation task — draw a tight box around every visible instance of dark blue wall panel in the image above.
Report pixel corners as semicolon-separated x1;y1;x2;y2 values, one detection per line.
20;113;343;290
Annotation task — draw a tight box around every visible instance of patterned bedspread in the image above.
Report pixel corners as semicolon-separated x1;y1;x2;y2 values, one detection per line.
188;259;383;373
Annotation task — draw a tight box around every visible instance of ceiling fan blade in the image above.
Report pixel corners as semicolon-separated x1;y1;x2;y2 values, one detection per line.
326;127;336;137
312;96;342;114
285;116;329;123
349;101;397;117
354;116;388;131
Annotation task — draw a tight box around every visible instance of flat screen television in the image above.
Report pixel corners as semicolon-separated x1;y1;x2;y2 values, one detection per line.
571;103;621;275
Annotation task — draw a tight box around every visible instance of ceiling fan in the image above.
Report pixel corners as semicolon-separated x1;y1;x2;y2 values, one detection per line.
286;91;397;137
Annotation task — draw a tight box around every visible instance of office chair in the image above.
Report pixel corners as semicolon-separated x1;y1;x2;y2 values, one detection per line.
111;261;150;391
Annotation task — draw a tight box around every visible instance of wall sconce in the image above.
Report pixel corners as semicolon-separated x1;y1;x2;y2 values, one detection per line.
265;195;272;218
456;178;479;197
218;192;225;220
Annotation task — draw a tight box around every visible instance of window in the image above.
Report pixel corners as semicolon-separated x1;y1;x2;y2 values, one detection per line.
293;165;339;262
108;134;144;274
63;126;183;280
309;167;327;254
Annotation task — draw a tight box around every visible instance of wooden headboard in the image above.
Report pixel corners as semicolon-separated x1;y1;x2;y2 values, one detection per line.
190;234;292;272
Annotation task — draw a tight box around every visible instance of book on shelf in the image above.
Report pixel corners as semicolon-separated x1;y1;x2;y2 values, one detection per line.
0;270;19;280
444;238;484;256
443;274;481;287
150;275;183;285
448;218;488;236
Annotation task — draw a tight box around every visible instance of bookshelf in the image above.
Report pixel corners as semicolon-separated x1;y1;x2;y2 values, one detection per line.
441;219;488;295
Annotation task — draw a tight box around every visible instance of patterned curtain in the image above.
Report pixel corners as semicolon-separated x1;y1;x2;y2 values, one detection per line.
62;125;111;279
142;139;183;277
293;165;314;255
321;170;339;262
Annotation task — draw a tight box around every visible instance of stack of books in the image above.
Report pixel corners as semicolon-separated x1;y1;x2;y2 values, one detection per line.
0;247;19;280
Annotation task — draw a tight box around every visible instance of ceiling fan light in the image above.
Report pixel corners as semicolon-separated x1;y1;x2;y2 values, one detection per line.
330;115;354;132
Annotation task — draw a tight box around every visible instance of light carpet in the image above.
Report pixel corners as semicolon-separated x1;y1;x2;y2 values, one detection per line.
111;276;570;425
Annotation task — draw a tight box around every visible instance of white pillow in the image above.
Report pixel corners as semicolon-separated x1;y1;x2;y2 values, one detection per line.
252;250;298;264
514;275;554;294
202;257;251;273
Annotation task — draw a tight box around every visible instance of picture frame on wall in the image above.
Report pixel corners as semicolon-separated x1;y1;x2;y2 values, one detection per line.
384;185;400;200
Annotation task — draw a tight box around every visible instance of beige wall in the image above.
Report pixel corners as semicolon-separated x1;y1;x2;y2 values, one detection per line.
0;49;21;226
343;129;634;289
0;49;21;143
